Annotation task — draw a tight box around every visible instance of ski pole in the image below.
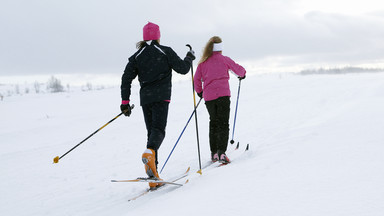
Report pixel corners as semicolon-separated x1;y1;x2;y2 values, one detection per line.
230;80;242;144
186;44;203;174
53;105;134;163
160;98;203;174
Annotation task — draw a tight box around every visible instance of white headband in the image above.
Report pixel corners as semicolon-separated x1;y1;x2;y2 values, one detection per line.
213;43;223;51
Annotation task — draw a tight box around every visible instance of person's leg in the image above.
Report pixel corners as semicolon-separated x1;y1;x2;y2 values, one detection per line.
141;101;169;188
145;101;169;165
142;104;152;143
216;96;231;153
205;99;219;156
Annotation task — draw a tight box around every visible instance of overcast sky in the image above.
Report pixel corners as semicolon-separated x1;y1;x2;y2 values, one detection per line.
1;0;384;82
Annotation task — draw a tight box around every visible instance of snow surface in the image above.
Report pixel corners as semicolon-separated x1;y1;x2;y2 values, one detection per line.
1;72;384;216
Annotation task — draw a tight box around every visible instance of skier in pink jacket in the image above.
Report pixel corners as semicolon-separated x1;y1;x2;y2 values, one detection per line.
194;36;246;163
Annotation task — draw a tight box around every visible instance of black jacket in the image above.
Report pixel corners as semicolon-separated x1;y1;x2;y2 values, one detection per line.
121;41;192;105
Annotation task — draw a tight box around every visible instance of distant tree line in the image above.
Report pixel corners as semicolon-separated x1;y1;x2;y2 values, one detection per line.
300;66;384;75
1;76;105;99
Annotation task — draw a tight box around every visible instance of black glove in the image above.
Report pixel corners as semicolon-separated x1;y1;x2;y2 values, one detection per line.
238;75;246;80
120;104;132;116
197;91;203;98
186;50;196;60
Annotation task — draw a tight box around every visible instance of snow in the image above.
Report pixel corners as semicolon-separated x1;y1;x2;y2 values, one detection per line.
1;72;384;216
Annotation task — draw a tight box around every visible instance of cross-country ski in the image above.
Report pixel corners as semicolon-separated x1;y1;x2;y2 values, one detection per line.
111;167;190;187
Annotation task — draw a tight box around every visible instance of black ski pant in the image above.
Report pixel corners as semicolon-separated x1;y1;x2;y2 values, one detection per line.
205;96;230;154
142;101;169;165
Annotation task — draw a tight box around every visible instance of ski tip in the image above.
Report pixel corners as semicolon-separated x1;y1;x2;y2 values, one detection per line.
245;144;249;151
235;142;240;150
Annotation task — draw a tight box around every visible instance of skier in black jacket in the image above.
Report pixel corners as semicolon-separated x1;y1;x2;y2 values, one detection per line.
120;22;195;190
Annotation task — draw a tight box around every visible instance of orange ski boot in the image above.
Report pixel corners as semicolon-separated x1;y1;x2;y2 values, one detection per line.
142;148;164;190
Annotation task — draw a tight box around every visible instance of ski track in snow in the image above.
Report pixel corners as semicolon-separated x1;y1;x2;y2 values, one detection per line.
1;72;384;216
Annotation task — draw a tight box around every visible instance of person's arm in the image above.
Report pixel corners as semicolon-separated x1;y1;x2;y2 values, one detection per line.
224;56;246;78
165;47;194;74
194;65;203;96
121;56;138;103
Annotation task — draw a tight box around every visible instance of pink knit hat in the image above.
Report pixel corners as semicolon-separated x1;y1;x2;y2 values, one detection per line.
143;22;160;41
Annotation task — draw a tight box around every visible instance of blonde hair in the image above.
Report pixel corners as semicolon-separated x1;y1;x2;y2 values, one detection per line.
199;36;222;64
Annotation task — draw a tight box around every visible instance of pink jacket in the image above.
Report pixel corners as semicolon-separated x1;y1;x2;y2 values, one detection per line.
194;52;246;101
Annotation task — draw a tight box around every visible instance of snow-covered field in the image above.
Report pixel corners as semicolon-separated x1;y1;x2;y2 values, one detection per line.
1;72;384;216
